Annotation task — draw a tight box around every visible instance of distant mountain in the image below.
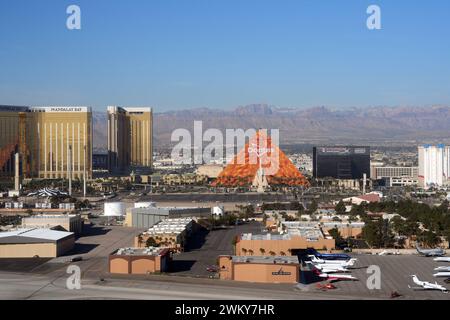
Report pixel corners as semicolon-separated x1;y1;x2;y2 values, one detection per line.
92;104;450;150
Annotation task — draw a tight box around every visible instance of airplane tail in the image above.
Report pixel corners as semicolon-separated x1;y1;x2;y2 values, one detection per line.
415;243;423;254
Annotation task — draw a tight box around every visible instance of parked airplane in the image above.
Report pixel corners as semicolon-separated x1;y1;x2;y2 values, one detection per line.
378;250;400;256
312;269;357;282
306;261;350;273
434;266;450;272
416;244;446;257
408;275;448;292
434;257;450;262
433;272;450;278
305;248;351;261
308;255;357;267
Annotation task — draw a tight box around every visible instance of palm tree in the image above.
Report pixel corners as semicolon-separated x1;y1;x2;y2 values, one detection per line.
269;251;276;256
280;251;286;256
259;248;266;255
137;234;143;247
242;248;248;255
248;249;254;256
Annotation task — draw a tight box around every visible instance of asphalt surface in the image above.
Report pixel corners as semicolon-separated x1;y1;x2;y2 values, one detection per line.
138;193;292;204
1;223;450;300
171;221;264;276
0;271;349;300
301;254;450;300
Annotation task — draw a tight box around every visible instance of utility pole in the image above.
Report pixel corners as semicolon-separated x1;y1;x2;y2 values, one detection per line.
14;153;20;192
83;144;86;198
68;145;72;196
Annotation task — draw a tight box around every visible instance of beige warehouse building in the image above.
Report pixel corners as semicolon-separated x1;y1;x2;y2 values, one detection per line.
0;228;74;258
21;214;83;235
109;247;170;274
219;255;300;284
107;106;153;174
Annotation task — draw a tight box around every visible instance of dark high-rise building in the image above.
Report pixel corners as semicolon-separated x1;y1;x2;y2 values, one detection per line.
313;146;370;179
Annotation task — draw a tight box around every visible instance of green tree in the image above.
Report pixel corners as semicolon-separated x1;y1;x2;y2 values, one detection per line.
335;201;346;215
328;227;346;247
419;231;440;248
145;237;158;247
308;199;318;215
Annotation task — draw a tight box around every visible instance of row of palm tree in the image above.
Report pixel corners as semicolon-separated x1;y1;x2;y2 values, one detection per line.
240;248;290;256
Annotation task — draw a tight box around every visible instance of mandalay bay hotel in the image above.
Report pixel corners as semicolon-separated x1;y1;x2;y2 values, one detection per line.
0;105;92;181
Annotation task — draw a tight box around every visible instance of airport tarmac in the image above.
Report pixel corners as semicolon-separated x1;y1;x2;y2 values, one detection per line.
1;223;449;299
304;253;450;300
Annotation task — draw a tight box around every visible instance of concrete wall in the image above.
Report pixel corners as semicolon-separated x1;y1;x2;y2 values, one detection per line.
109;257;129;274
236;236;335;256
109;254;166;274
0;236;74;258
218;256;299;283
0;243;56;258
56;236;75;256
22;215;83;235
323;226;363;239
233;263;298;284
131;258;156;274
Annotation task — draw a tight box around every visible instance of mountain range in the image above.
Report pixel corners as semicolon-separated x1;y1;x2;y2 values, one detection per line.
92;104;450;150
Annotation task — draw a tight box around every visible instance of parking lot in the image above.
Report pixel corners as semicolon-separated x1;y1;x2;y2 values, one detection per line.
170;221;263;277
302;254;450;300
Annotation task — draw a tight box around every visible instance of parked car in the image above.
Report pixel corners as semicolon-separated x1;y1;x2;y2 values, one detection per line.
206;266;218;273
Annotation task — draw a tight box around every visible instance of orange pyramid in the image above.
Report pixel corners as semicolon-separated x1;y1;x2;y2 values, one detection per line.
212;130;309;187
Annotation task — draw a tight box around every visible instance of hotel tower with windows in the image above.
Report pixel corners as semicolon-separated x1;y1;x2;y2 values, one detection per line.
0;105;92;181
107;106;153;174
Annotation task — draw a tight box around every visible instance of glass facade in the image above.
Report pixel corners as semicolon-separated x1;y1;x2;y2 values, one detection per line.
313;146;371;179
0;106;92;180
107;106;153;174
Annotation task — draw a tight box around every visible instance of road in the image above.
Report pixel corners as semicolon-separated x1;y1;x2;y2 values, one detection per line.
0;271;361;300
171;221;263;276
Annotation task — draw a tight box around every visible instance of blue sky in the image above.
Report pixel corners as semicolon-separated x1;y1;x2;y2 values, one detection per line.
0;0;449;111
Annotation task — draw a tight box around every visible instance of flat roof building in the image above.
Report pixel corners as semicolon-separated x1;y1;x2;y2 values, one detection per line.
125;205;211;229
219;255;299;284
109;247;170;275
236;220;335;256
135;218;196;252
0;228;74;258
21;214;83;235
313;146;370;179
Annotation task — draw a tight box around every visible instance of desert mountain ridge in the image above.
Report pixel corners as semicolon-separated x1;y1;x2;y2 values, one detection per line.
92;104;450;150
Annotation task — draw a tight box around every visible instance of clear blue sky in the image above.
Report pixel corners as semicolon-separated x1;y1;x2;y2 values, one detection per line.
0;0;449;111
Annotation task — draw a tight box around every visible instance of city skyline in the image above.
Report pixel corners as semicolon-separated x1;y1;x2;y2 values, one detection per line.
0;0;450;111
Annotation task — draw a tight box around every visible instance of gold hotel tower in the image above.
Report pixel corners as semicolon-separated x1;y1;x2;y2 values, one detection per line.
107;106;153;173
0;106;92;180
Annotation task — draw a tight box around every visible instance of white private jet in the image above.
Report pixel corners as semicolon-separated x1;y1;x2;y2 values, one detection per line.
433;257;450;262
308;255;357;267
312;269;358;282
434;266;450;272
306;261;350;273
433;272;450;278
408;275;448;293
378;250;400;256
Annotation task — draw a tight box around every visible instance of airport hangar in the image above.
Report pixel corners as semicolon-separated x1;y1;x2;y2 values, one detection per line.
0;228;74;258
219;255;300;284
